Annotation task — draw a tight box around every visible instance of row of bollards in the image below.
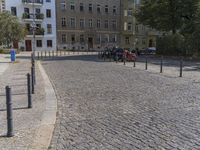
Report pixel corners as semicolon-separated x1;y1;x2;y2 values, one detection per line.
5;54;36;137
37;51;94;60
98;53;184;77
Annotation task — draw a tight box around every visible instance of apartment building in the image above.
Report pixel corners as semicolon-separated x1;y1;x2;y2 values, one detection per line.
121;0;159;50
5;0;57;51
56;0;121;51
0;0;5;12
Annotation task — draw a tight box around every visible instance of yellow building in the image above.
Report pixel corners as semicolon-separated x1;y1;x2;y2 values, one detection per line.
120;0;159;51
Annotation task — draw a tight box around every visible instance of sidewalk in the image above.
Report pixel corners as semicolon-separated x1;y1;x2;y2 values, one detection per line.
0;54;10;75
0;52;57;150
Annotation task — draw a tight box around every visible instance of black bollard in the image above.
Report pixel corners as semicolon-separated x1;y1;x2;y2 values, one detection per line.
31;67;35;94
6;86;14;137
27;73;32;108
160;56;163;73
64;50;66;56
145;57;148;70
180;57;183;77
133;60;136;67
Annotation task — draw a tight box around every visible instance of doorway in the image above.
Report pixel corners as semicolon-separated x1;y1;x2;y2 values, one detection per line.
88;37;93;50
25;40;32;51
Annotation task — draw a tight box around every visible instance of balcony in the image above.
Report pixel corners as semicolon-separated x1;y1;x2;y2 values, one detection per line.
22;0;43;6
22;13;44;22
26;28;45;38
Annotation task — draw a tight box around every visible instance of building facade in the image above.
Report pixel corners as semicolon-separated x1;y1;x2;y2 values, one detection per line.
0;0;5;12
5;0;57;51
56;0;121;51
120;0;159;50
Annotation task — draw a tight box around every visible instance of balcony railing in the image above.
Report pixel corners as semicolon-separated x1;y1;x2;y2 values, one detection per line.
27;28;45;35
22;0;43;4
22;13;44;20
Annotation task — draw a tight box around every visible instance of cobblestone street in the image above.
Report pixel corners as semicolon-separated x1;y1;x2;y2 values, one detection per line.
43;55;200;150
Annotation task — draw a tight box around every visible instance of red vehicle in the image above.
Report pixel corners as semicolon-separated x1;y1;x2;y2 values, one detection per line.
123;50;137;61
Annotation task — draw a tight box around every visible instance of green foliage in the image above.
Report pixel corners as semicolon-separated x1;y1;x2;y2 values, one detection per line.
157;34;185;56
0;11;26;48
136;0;200;34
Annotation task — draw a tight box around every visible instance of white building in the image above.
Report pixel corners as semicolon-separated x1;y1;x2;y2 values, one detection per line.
5;0;57;51
0;0;5;12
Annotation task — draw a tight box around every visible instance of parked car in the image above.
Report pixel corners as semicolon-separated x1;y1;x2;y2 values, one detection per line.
146;47;156;54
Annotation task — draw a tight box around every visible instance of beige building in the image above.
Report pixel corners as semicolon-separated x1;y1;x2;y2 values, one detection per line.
120;0;159;50
56;0;121;51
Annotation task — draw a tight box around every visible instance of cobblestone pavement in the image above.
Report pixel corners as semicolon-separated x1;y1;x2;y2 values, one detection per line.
0;55;46;150
43;55;200;150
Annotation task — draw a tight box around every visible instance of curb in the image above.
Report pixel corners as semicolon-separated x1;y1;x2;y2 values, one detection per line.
29;61;57;150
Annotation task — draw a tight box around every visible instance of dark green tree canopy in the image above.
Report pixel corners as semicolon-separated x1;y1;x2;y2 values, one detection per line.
135;0;200;34
0;11;26;47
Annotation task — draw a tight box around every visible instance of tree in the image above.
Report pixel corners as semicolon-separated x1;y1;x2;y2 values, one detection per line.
0;11;26;48
135;0;200;34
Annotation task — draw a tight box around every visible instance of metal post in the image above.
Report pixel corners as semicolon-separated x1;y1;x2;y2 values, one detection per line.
64;50;66;56
180;57;183;77
133;60;136;67
60;50;62;56
53;51;54;58
6;86;14;137
145;57;148;70
27;73;32;108
49;51;50;58
45;51;46;58
31;67;35;94
160;56;163;73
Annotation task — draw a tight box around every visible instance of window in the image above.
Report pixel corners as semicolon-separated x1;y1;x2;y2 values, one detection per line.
47;40;52;47
61;17;66;27
60;0;66;10
97;19;101;28
80;35;84;43
105;5;108;13
46;9;51;18
89;19;93;28
11;7;17;16
97;4;101;13
128;22;132;31
70;1;75;10
104;20;108;28
71;34;75;43
125;37;130;44
36;40;42;47
113;6;116;14
46;0;51;2
61;34;66;43
47;24;52;34
127;8;132;16
89;4;92;12
80;3;84;11
70;18;75;28
112;20;116;30
96;34;101;44
80;19;84;28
